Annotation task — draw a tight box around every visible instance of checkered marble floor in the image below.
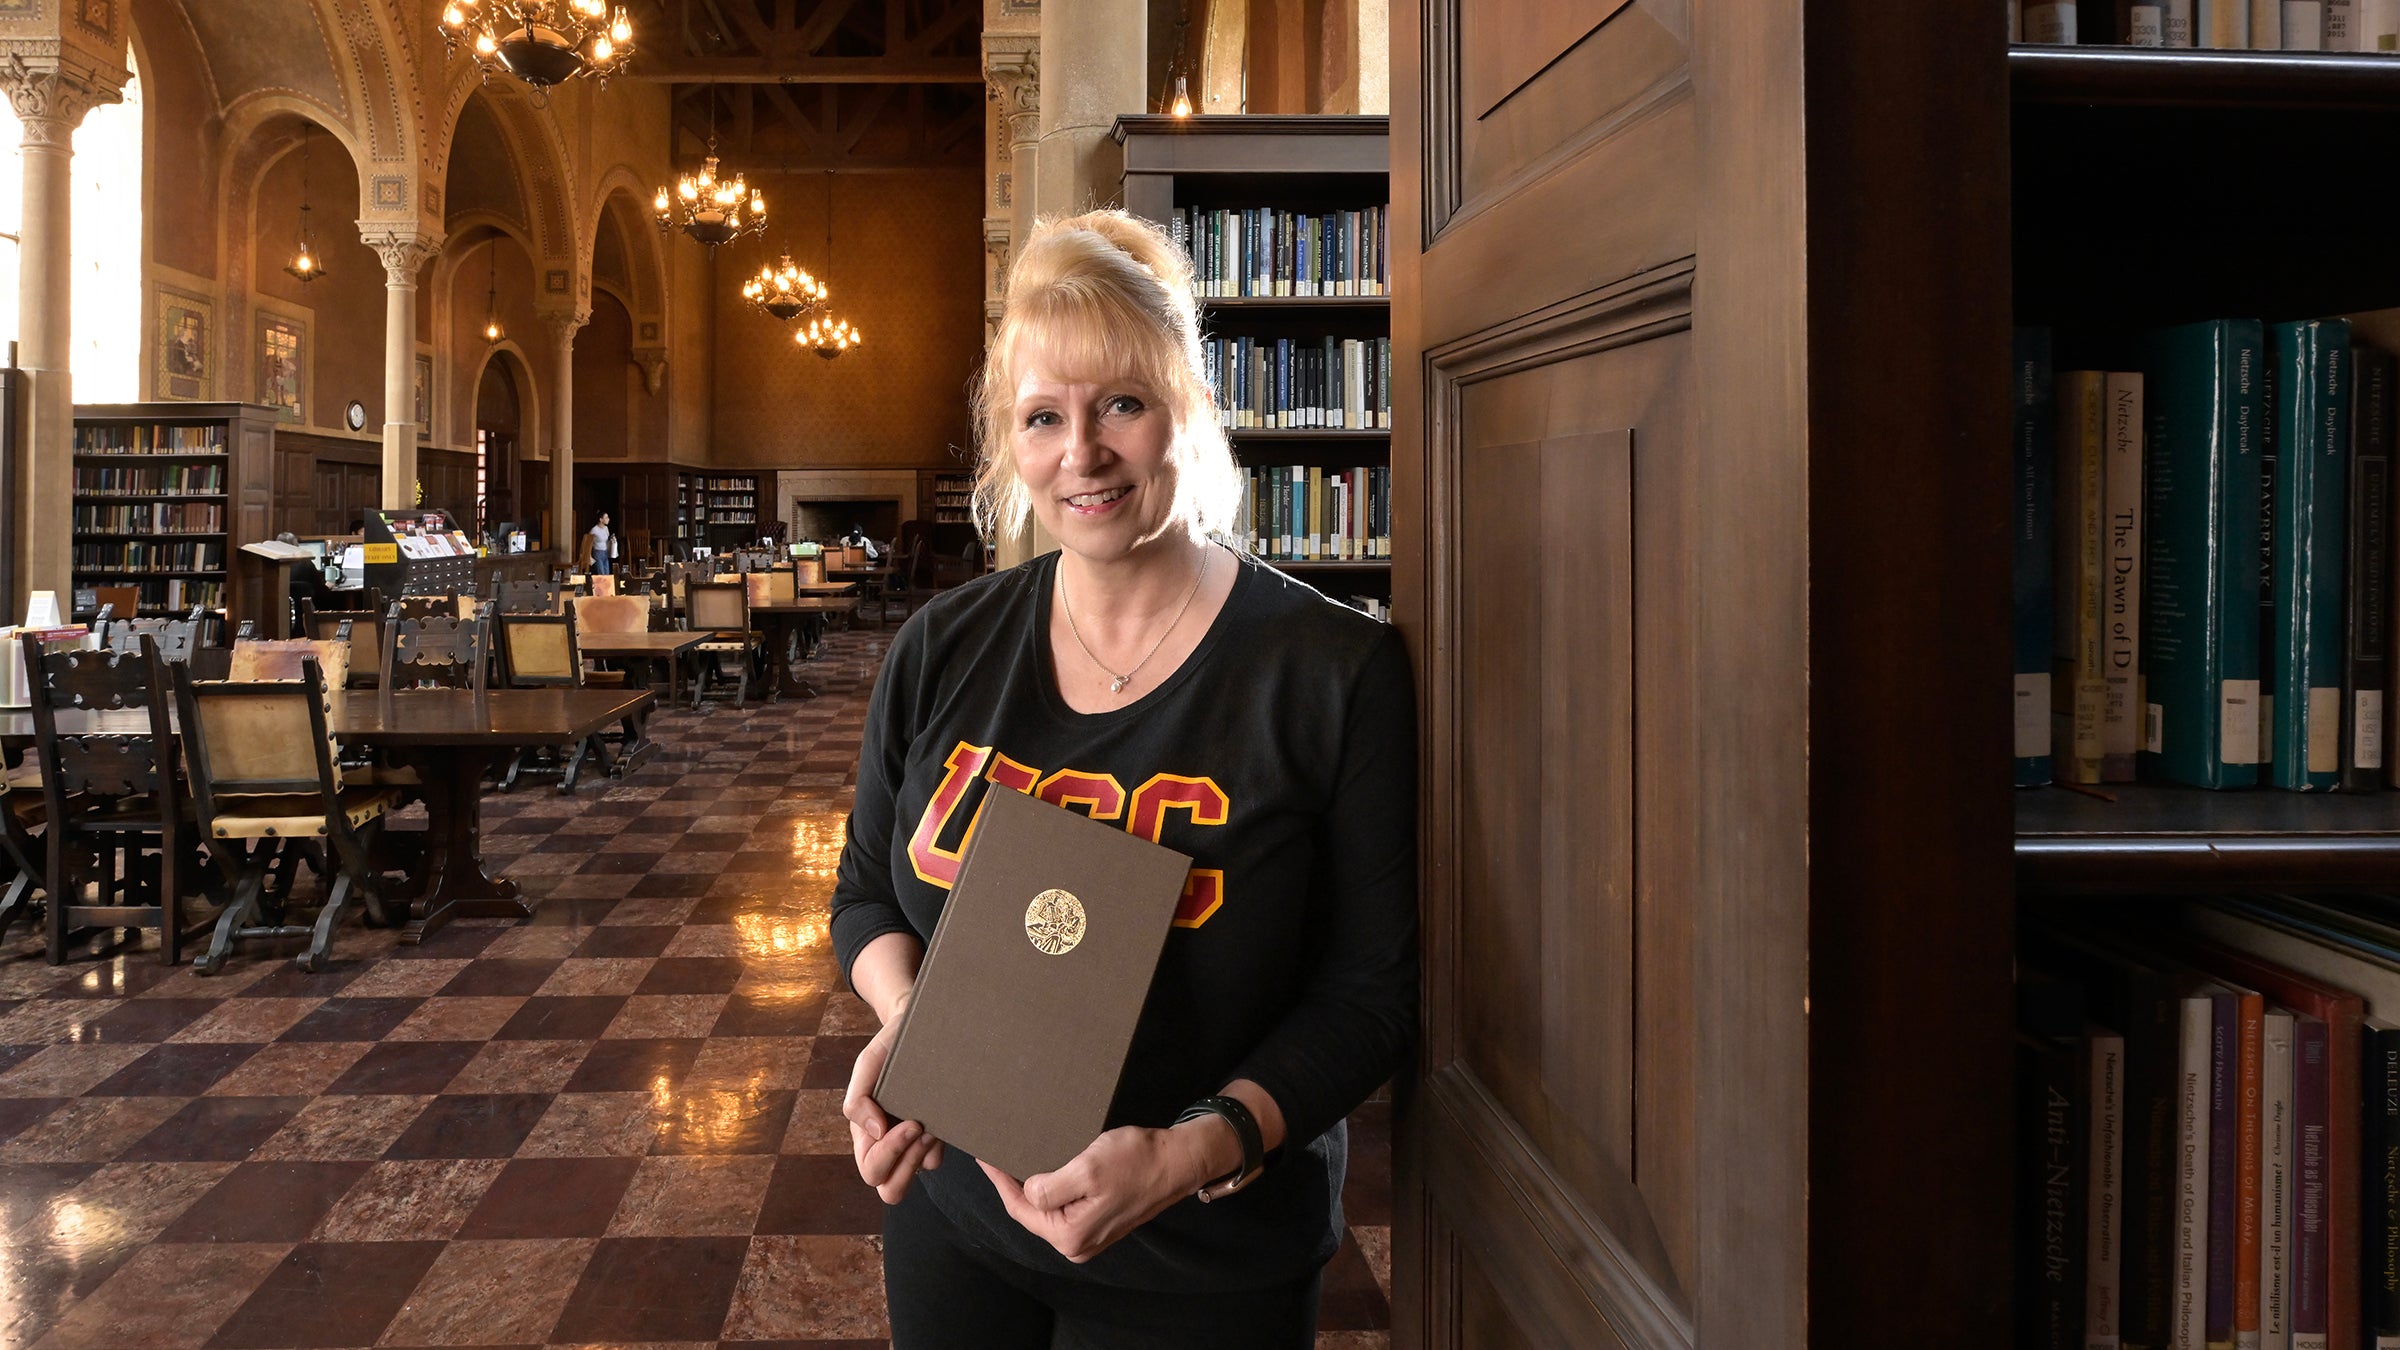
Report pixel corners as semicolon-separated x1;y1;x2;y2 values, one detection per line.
0;628;1393;1349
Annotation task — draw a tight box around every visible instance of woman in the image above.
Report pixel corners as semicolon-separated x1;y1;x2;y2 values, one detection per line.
830;208;1416;1348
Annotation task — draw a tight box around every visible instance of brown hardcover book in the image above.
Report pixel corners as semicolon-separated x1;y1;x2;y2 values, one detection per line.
873;786;1193;1181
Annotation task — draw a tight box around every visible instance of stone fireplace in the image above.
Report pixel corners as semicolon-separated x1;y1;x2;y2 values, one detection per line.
774;469;922;548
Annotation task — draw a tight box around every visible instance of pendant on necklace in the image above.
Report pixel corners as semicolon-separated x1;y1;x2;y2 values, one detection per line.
1110;675;1131;693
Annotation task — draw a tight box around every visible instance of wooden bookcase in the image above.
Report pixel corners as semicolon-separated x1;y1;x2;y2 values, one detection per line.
1115;115;1392;615
701;473;760;550
70;401;276;630
924;469;974;526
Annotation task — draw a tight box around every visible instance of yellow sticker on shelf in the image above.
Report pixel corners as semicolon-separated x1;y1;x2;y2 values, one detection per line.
362;543;398;564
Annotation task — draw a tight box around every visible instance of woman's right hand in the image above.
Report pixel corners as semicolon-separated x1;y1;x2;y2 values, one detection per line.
843;997;944;1204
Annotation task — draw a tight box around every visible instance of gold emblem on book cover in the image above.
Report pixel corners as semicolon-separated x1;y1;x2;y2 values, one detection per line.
1024;889;1086;956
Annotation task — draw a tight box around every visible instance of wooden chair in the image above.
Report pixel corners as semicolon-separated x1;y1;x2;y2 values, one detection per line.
101;606;212;663
882;534;933;625
494;579;564;615
89;585;141;624
588;573;618;598
745;566;799;608
394;593;468;623
18;634;200;966
0;759;48;945
686;581;761;712
494;611;617;792
299;600;387;688
172;657;399;974
380;610;490;694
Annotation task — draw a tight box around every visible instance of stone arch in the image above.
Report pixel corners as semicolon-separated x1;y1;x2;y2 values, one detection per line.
214;98;373;420
587;165;668;341
463;340;544;532
434;78;580;274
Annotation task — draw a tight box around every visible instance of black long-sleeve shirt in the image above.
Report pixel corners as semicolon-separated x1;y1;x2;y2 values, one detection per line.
830;546;1417;1290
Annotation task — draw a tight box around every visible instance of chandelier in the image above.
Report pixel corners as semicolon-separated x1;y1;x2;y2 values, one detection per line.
798;172;861;359
655;141;766;248
283;124;325;283
441;1;632;89
482;243;504;343
741;252;825;321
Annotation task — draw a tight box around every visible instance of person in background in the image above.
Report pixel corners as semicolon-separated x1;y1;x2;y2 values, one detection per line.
584;511;615;576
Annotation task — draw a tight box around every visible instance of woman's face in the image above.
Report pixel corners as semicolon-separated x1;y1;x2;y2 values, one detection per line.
1010;348;1183;566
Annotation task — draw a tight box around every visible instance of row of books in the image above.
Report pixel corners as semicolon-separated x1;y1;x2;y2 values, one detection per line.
1168;205;1391;299
1202;336;1393;431
707;513;756;524
2013;320;2398;792
71;463;226;495
699;478;758;491
1237;465;1391;562
74;578;224;612
72;423;228;454
2013;0;2400;46
1336;595;1392;622
71;502;225;534
2020;897;2400;1350
70;540;226;573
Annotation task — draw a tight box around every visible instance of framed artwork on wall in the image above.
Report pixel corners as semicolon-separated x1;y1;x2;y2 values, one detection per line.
415;351;433;439
155;288;211;400
255;310;307;422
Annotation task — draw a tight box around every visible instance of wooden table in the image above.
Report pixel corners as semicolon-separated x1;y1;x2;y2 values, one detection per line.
578;630;707;711
747;597;859;698
2;687;655;945
797;582;858;596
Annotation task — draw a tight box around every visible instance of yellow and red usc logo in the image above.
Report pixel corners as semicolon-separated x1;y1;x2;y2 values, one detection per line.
906;740;1229;928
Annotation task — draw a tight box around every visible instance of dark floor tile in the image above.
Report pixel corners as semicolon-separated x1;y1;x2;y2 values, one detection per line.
1317;1233;1392;1331
47;959;179;1000
120;1096;309;1163
0;1161;101;1235
723;850;800;873
84;1042;262;1097
523;898;622;928
638;956;748;995
798;1035;868;1089
619;815;692;835
240;962;367;998
490;815;565;834
577;851;661;877
203;1239;445;1348
753;1154;885;1236
277;997;425;1042
156;1160;370;1242
0;1043;43;1077
650;1088;794;1157
0;1097;67;1147
492;995;629;1041
717;991;830;1039
548;1234;750;1343
322;1041;478;1095
671;831;750;853
382;1094;553;1159
437;958;563;997
85;998;219;1043
575;925;679;958
387;924;503;960
563;1038;703;1092
455;1156;642;1238
627;872;714;898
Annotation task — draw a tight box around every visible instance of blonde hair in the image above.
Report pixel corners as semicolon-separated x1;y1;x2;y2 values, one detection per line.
971;209;1240;545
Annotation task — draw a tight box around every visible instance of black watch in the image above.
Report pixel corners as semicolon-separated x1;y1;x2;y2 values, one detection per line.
1176;1094;1264;1202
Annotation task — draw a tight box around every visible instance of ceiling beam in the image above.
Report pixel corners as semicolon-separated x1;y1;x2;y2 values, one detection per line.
626;55;983;81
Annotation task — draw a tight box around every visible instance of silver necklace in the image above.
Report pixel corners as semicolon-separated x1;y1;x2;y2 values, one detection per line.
1059;547;1211;695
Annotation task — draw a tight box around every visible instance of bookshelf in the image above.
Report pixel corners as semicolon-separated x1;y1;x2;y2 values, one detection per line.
927;470;973;526
701;474;760;550
70;402;276;629
1115;115;1392;615
674;471;703;552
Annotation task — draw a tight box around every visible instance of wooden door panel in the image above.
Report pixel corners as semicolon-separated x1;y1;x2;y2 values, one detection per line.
1457;3;1686;214
1460;0;1635;120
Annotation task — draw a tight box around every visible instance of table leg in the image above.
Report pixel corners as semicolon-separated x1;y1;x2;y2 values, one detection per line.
765;615;818;700
397;744;534;944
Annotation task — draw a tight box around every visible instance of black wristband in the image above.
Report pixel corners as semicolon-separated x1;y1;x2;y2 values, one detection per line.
1176;1094;1264;1202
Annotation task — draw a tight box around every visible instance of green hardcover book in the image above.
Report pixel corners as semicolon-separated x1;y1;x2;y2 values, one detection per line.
2141;319;2266;789
2268;318;2352;791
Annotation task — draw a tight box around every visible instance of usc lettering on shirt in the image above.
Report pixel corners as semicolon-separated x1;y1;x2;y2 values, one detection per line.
905;739;1230;928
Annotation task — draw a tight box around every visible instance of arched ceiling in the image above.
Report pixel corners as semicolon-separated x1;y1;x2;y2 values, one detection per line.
445;96;528;234
171;0;350;124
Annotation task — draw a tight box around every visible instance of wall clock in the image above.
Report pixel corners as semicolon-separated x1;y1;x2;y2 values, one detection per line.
346;400;367;431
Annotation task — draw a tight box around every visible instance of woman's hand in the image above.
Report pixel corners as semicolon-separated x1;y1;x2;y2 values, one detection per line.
978;1120;1224;1263
843;998;944;1204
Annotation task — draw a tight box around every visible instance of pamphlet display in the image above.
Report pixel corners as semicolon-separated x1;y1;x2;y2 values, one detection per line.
362;508;476;600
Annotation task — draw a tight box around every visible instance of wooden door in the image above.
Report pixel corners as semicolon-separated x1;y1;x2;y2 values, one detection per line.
1391;2;2013;1346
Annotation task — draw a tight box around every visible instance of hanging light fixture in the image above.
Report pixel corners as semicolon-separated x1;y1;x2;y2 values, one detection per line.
441;0;633;91
283;124;326;283
654;91;767;249
1159;1;1196;116
798;172;861;359
742;252;826;321
482;241;505;343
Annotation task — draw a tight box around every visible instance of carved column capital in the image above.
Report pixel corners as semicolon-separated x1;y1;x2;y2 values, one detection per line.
983;37;1040;147
0;51;126;145
542;309;591;350
358;226;443;286
631;346;668;396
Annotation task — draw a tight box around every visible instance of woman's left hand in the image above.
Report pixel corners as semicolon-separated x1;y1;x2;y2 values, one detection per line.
979;1124;1211;1263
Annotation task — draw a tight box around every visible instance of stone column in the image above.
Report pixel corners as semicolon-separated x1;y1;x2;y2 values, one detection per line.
985;38;1041;269
545;309;588;559
1036;0;1142;218
1;63;123;609
361;228;441;511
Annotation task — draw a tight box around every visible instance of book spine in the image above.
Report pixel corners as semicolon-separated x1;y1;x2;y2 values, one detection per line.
2107;372;2149;781
2029;1032;2095;1350
2263;343;2282;780
2020;328;2061;786
2141;320;2267;788
2286;0;2326;45
2097;1027;2130;1350
2364;0;2400;48
2270;321;2352;791
2296;1017;2329;1350
2029;0;2082;37
2128;0;2171;41
2369;1028;2400;1348
2238;993;2267;1350
2206;0;2255;42
2062;371;2110;784
2350;348;2395;791
2169;0;2200;41
2327;0;2361;45
2186;995;2219;1350
2255;0;2288;42
2264;1010;2296;1350
2213;993;2240;1349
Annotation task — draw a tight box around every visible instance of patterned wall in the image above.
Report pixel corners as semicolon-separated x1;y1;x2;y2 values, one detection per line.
708;169;983;471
